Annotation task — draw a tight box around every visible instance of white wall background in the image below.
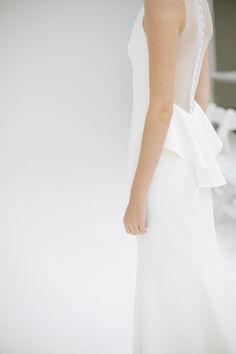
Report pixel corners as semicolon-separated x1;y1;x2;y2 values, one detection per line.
0;1;142;353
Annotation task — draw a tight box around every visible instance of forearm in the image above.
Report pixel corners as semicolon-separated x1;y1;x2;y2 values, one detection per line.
130;104;173;200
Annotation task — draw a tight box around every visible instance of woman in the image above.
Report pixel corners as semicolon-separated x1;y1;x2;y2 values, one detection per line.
123;0;236;353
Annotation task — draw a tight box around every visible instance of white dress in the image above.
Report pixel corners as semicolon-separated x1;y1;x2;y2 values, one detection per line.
127;1;236;353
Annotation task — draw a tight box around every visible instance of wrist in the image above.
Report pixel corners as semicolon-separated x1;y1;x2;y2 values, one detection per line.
130;187;148;204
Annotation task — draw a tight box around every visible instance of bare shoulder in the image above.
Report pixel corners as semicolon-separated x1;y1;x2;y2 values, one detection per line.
143;0;186;35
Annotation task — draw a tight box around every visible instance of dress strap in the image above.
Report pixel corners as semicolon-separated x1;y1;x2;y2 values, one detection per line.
189;0;206;113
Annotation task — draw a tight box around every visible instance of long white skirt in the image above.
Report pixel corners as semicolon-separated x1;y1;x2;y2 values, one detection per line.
132;148;236;354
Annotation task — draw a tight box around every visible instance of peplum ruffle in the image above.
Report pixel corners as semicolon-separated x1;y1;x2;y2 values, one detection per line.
163;100;227;188
128;99;227;189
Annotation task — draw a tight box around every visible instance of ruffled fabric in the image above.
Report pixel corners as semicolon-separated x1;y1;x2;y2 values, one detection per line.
163;100;227;188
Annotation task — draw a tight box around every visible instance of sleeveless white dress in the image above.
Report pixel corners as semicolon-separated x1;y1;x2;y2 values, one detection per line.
127;1;236;353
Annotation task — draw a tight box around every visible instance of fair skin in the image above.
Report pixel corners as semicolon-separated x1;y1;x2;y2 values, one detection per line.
123;0;211;236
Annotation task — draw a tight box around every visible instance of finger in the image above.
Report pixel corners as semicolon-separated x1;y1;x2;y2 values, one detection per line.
129;224;139;235
124;223;136;235
124;224;132;234
138;224;147;234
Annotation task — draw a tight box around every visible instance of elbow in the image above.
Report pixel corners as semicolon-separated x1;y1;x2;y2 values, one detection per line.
147;101;174;122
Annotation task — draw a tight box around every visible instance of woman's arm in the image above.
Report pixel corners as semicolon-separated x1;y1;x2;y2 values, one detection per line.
130;0;185;200
123;0;185;235
194;47;210;112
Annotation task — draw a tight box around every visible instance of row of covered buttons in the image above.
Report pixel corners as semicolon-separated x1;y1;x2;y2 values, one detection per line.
189;0;205;113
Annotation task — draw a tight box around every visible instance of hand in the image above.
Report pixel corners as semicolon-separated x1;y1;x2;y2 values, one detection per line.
123;194;148;235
